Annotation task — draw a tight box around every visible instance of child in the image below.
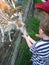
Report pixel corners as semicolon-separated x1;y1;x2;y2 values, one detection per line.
22;18;49;65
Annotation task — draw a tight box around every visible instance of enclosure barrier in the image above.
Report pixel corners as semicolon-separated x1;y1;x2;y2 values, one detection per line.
0;0;34;65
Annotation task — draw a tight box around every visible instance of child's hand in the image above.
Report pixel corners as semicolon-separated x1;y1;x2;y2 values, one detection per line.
22;34;28;40
22;34;32;48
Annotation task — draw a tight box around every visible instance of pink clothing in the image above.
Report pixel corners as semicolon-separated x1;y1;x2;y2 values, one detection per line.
35;1;49;12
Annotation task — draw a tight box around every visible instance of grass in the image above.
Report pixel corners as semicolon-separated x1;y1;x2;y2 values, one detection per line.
15;16;40;65
35;0;42;3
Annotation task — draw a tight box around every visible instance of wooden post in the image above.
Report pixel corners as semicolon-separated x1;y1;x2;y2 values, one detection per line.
26;0;35;17
32;0;35;16
30;0;35;16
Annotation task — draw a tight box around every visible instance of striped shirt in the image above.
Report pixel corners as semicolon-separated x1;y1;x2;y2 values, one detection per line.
29;40;49;65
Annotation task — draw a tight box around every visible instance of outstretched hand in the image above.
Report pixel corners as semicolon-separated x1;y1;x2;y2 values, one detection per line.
22;34;28;40
22;34;26;38
22;34;36;44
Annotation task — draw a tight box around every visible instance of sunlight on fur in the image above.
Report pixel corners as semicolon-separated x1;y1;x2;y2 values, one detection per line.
0;0;10;13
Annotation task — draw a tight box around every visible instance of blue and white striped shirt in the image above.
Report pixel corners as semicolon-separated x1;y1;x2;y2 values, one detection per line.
30;40;49;65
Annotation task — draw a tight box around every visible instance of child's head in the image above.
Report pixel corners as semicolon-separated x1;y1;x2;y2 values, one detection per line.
39;18;49;37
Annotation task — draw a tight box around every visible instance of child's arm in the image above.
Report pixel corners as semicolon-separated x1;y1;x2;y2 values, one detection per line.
22;35;36;48
27;35;36;44
22;35;32;48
